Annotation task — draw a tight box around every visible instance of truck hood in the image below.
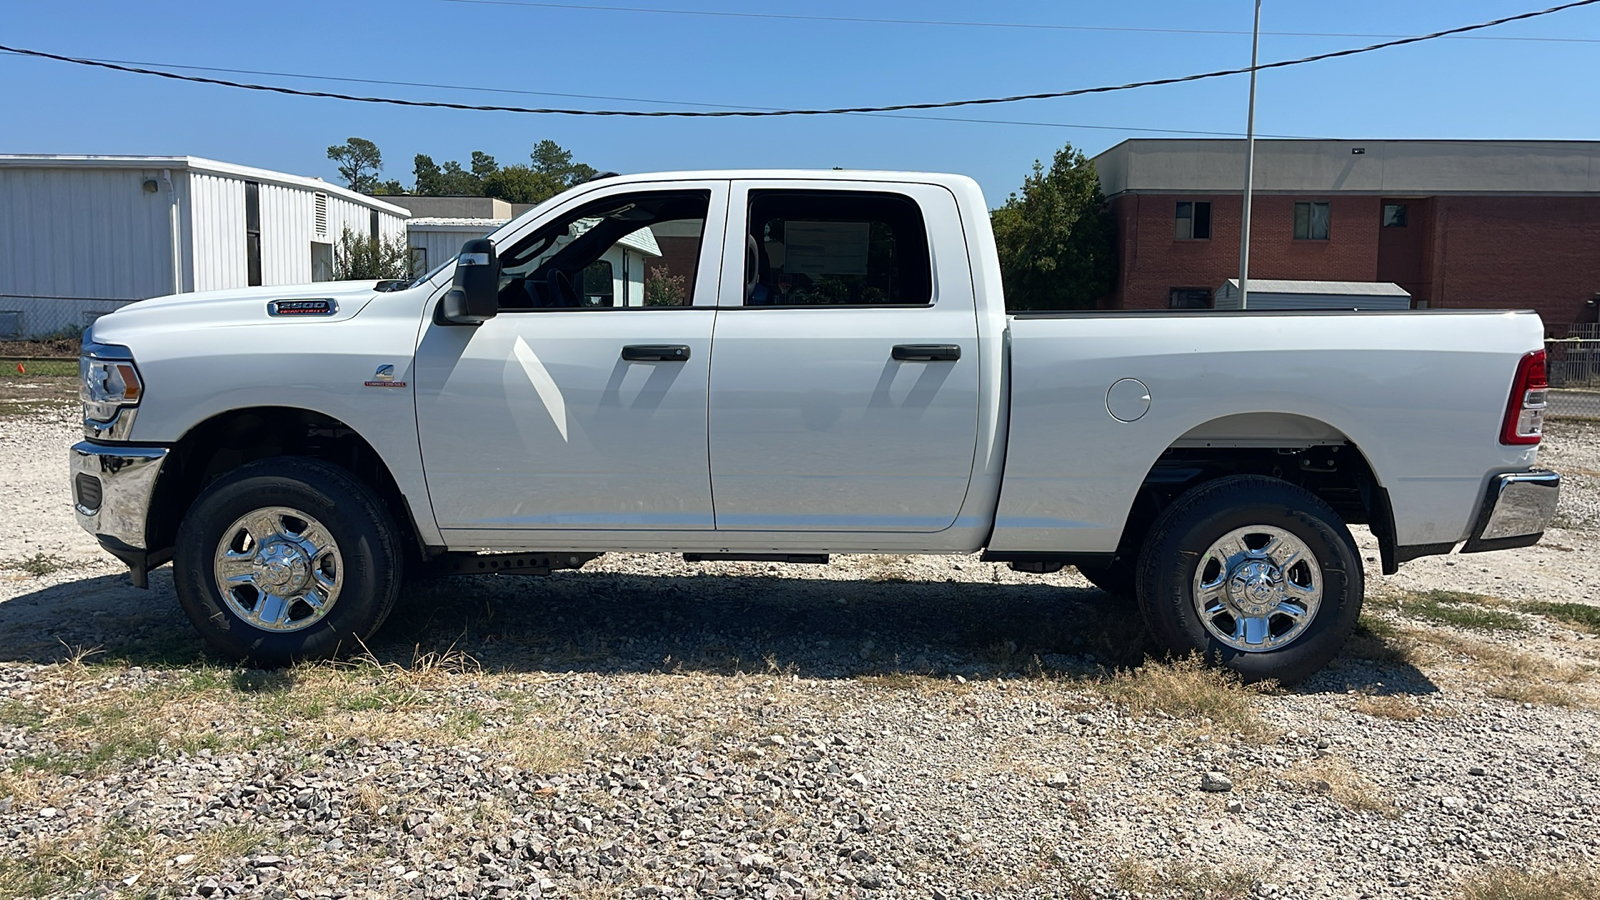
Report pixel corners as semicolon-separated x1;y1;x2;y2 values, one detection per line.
88;281;399;342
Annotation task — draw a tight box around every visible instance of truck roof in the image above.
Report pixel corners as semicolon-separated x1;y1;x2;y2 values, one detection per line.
589;169;981;191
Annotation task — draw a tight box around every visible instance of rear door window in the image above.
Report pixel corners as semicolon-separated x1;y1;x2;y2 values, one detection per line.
743;190;932;306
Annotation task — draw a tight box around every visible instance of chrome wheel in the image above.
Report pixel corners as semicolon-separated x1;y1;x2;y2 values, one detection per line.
212;506;343;633
1191;525;1321;652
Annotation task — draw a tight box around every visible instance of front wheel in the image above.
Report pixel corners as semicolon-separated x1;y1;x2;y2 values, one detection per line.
1135;475;1363;685
173;457;403;666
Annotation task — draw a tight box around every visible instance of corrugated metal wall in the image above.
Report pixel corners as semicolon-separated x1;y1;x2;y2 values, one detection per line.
407;226;491;277
189;175;407;287
0;166;177;301
188;171;248;292
259;182;314;284
0;163;409;336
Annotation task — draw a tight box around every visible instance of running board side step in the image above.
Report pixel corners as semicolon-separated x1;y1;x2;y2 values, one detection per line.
682;553;829;565
429;551;600;576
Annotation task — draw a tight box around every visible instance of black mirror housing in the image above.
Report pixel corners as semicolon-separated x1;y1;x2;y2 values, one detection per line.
439;238;500;325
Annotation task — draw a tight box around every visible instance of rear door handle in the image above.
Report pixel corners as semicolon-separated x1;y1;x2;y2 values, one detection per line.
892;344;961;362
621;344;691;362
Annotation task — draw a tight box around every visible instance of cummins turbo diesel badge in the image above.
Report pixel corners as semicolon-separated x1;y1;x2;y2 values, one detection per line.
267;299;337;317
364;364;406;388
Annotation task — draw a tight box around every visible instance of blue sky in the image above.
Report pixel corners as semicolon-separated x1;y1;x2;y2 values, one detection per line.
4;1;1598;203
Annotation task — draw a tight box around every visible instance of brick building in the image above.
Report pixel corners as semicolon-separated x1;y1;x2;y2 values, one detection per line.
1091;139;1600;326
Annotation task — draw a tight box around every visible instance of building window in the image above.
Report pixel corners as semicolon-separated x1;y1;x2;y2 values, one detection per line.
1383;203;1408;227
1169;288;1212;309
1294;202;1330;240
244;181;262;287
1174;201;1211;240
369;209;380;241
408;247;428;277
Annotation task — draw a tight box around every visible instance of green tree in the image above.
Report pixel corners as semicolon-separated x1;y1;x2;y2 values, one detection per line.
332;226;410;280
413;154;446;196
327;137;384;193
413;153;487;196
372;179;405;195
483;164;566;204
990;144;1116;311
470;150;499;179
531;139;598;187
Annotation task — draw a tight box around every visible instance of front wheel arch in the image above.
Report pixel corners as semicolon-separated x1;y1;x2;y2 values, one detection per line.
147;406;429;569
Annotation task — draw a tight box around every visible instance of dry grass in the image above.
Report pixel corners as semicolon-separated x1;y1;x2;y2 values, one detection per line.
1351;693;1429;721
0;818;274;899
5;647;604;780
1393;590;1528;632
1099;656;1270;738
1113;857;1266;900
1458;866;1599;900
1351;611;1598;708
0;553;75;577
1411;631;1597;708
1342;614;1420;666
1278;757;1395;816
1523;601;1600;633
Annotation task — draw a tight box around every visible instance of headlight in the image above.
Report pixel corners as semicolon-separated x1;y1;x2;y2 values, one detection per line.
80;340;143;426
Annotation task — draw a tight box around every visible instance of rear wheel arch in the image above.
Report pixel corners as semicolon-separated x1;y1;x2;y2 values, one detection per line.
1107;412;1399;578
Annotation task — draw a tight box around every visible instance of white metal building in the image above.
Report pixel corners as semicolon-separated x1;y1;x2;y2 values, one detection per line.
1213;279;1411;311
405;217;509;281
0;155;408;338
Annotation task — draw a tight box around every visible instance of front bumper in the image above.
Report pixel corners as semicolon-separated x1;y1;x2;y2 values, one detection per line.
1462;468;1561;554
70;441;169;587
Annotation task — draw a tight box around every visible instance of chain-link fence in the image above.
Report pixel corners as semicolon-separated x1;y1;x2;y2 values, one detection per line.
1547;324;1600;421
0;296;130;342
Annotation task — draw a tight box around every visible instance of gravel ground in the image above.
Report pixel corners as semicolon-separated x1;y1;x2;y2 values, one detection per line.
2;386;1599;900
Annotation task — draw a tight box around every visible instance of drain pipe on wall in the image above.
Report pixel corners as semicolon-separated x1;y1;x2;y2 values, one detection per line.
162;169;182;295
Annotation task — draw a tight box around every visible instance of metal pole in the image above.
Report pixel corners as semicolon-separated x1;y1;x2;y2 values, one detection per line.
1238;0;1261;309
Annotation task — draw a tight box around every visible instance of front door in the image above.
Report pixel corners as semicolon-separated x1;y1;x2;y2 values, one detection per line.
414;182;728;536
706;181;981;532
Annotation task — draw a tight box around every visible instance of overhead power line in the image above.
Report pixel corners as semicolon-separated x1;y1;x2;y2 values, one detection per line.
6;53;1326;138
442;0;1600;44
0;0;1594;118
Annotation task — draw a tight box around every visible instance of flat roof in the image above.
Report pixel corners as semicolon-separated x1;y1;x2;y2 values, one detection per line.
407;217;511;229
1093;140;1600;196
0;154;410;216
1220;279;1410;296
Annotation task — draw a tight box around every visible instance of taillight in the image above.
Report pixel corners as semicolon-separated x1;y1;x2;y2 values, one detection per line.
1500;349;1547;445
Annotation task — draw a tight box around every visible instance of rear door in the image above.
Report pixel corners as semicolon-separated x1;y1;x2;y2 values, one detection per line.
707;180;980;532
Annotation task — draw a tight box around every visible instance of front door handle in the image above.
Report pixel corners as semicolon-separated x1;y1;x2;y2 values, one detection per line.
621;344;691;362
892;344;961;362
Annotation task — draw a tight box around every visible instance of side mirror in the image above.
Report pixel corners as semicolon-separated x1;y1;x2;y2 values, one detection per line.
437;238;500;325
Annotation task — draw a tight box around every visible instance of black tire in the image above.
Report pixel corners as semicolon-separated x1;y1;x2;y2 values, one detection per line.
1077;559;1137;600
173;457;403;666
1135;475;1363;685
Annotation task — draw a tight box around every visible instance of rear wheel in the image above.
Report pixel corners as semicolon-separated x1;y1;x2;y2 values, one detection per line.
1135;475;1362;685
173;457;402;666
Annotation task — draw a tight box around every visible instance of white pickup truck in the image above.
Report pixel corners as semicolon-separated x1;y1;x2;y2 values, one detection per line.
70;170;1559;683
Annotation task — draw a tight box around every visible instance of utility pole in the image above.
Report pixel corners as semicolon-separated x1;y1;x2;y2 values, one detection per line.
1238;0;1262;309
